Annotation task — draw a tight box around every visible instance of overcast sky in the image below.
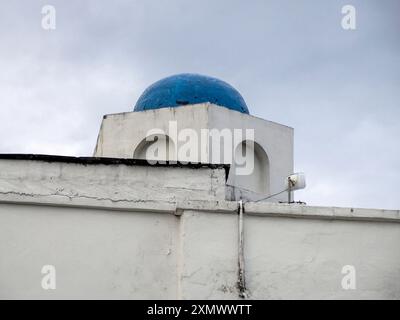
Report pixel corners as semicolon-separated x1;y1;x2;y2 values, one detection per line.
0;0;399;209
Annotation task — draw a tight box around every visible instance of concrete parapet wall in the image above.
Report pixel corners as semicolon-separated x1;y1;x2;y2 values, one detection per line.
0;157;399;299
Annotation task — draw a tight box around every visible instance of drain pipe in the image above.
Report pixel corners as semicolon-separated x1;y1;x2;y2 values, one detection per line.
238;200;248;298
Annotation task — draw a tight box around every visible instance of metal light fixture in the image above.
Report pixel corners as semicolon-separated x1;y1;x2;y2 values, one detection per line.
286;172;306;203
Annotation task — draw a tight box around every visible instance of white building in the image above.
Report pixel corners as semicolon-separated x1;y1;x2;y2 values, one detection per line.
0;74;399;299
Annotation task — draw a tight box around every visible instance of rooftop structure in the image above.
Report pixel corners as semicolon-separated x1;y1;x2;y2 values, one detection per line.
0;74;399;300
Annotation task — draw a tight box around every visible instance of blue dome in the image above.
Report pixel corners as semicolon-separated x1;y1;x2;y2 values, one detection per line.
134;73;249;114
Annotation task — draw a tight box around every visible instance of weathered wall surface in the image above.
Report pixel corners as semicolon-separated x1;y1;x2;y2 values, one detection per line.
0;157;227;205
177;207;400;300
0;200;398;299
0;158;399;299
245;215;400;299
178;210;239;299
0;203;178;299
94;104;293;202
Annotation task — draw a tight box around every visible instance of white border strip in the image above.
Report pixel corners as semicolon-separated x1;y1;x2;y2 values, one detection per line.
0;194;398;223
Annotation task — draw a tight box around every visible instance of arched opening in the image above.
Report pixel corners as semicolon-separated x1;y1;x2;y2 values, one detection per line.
228;140;270;195
133;134;176;162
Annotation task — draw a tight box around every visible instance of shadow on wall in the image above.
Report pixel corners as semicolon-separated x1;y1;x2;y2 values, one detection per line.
133;134;176;161
133;135;270;196
228;140;270;195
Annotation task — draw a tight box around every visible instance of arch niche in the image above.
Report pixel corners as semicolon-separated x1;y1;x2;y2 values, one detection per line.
228;140;270;195
133;134;176;162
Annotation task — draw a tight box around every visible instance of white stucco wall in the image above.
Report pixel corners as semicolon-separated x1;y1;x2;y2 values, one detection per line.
0;157;227;204
177;206;400;300
0;200;399;300
0;158;399;299
245;215;400;299
94;104;293;201
0;204;178;299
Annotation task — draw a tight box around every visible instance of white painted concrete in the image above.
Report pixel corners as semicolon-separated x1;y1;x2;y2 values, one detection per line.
0;158;227;204
0;204;178;299
0;158;399;299
94;104;293;201
245;215;400;299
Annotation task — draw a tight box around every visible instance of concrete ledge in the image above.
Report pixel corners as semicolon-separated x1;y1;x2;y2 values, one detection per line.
176;200;238;215
0;153;230;171
244;202;400;223
0;157;228;205
0;193;178;213
0;194;399;223
0;193;239;215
